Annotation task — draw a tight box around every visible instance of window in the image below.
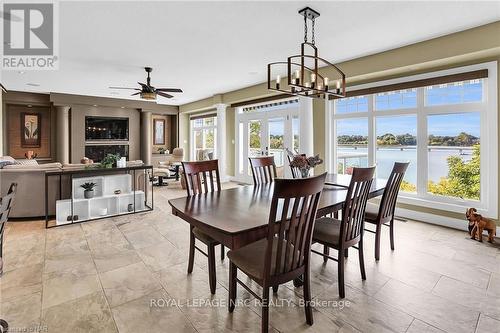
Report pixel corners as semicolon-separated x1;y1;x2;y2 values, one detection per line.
191;114;217;161
376;115;417;192
336;118;368;174
329;63;497;217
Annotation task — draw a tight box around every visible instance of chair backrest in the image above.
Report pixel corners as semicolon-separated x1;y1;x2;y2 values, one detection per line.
172;147;184;157
249;156;277;185
287;154;301;179
377;162;409;223
340;167;375;248
264;173;326;282
182;160;221;196
0;183;17;237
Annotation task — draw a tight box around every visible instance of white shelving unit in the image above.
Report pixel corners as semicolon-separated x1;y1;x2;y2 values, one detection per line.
56;174;146;225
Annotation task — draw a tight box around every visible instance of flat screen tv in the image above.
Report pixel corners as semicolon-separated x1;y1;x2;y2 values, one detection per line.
85;116;129;141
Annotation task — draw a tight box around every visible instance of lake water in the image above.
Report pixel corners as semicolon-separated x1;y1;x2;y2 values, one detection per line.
338;147;474;184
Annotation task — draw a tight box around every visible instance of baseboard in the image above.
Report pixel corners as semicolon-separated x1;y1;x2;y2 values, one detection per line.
395;207;500;237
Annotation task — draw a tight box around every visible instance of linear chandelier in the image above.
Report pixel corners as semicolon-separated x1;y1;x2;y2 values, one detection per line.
267;7;346;99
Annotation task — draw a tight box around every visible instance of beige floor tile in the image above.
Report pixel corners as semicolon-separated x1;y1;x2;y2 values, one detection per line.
406;319;445;333
43;252;96;280
42;271;102;309
42;291;117;333
487;272;500;297
92;249;142;274
374;279;479;333
0;263;43;301
99;261;162;308
316;283;413;333
432;276;500;320
135;240;186;271
111;289;197;333
0;291;41;331
475;314;500;333
121;225;167;249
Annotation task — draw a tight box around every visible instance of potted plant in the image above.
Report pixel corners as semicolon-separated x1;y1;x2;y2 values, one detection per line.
158;147;167;154
287;149;323;178
100;153;120;168
80;182;97;199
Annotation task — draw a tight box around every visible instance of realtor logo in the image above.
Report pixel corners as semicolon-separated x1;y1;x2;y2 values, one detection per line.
2;1;59;70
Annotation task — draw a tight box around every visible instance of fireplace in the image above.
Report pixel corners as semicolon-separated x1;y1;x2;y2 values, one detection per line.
85;145;129;162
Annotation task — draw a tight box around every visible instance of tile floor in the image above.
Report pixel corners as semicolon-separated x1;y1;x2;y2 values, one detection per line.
1;182;500;333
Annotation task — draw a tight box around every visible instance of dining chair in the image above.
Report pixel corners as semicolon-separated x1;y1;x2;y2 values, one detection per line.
364;162;409;260
0;183;18;276
248;156;277;185
227;173;327;333
311;167;375;298
287;154;301;179
181;160;223;294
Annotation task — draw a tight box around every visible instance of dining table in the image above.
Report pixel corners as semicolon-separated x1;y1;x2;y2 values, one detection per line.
169;174;387;251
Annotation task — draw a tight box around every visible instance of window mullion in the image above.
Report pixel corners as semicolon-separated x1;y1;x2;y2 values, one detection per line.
416;87;428;196
368;95;376;168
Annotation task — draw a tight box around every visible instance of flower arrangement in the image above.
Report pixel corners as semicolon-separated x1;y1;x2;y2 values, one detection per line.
286;149;323;178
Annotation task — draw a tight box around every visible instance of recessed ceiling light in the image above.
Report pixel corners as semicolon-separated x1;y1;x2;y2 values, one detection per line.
27;104;32;108
120;106;125;109
26;83;40;87
93;104;97;107
18;71;25;75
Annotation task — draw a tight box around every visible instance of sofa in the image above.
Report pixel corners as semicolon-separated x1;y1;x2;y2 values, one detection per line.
0;156;146;219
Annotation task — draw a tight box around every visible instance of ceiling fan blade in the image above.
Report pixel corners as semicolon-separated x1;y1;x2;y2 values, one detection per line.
156;88;183;93
131;92;141;96
157;91;173;99
109;86;140;90
138;82;148;87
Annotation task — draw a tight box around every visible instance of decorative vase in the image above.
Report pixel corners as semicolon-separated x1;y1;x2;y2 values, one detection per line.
300;168;310;178
84;189;94;199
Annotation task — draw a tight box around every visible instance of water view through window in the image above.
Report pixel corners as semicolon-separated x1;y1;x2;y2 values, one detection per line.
334;78;483;200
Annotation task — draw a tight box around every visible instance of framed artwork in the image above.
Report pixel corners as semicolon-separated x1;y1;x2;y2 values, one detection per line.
21;112;41;148
153;119;165;145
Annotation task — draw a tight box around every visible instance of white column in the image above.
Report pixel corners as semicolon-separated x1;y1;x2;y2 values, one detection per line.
324;98;334;173
55;105;70;164
299;96;314;156
215;103;227;181
141;111;152;165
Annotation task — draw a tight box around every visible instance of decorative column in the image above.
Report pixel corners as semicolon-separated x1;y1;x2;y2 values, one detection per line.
55;105;70;164
215;103;227;181
299;96;314;156
141;111;152;165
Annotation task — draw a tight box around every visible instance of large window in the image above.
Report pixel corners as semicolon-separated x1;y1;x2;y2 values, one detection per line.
330;63;497;217
191;115;217;161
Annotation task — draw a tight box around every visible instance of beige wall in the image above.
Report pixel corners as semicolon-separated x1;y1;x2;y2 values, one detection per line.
70;105;141;163
179;21;500;224
226;107;236;176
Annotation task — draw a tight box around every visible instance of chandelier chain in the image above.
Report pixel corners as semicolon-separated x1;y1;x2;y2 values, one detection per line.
312;17;316;45
303;14;308;43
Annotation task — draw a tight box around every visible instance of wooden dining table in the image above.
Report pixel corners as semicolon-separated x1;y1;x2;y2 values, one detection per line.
169;174;387;251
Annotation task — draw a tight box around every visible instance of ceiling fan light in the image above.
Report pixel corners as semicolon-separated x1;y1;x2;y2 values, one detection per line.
140;92;156;100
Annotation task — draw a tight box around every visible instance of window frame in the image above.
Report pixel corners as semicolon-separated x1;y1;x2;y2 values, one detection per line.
327;62;498;219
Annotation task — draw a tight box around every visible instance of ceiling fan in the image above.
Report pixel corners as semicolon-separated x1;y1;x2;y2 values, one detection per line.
109;67;182;100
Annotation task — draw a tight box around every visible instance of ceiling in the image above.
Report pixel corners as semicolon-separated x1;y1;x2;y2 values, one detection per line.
2;1;500;106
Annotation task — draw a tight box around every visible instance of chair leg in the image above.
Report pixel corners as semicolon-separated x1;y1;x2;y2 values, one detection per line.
303;268;314;325
374;223;382;261
220;244;225;260
262;287;270;333
338;252;345;298
272;285;278;293
389;218;395;251
323;245;329;263
187;227;195;274
207;244;217;294
358;241;366;280
228;262;237;312
344;249;349;258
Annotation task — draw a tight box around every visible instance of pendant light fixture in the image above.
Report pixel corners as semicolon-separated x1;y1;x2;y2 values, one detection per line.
267;7;346;99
